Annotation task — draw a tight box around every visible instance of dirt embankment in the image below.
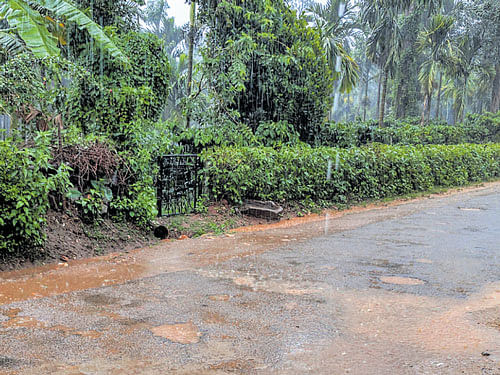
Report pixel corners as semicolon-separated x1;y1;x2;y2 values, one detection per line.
0;202;268;271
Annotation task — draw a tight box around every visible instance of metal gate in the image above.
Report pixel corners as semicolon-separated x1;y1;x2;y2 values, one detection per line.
156;154;202;216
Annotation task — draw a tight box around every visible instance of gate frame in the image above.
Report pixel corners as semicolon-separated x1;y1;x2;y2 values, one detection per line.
156;154;202;217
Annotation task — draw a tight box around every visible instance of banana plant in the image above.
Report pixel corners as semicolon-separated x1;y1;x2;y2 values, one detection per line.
0;0;127;62
0;30;26;55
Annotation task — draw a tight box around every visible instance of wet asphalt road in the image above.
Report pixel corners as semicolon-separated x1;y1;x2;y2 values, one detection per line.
1;183;500;374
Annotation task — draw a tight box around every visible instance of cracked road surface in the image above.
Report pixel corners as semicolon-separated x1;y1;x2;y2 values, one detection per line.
1;183;500;374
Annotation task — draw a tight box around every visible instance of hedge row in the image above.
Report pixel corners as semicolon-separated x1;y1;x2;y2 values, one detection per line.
316;112;500;147
202;143;500;204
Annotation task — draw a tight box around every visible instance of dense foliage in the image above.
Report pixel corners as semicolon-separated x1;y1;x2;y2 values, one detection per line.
316;112;500;147
199;0;333;142
203;143;500;205
0;134;70;257
69;31;171;138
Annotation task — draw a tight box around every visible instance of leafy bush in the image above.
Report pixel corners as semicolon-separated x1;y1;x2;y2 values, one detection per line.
255;121;300;147
202;143;500;204
110;181;157;227
55;136;161;227
463;112;500;143
199;0;333;143
0;134;71;256
68;31;171;140
179;122;257;153
0;54;88;139
316;113;500;147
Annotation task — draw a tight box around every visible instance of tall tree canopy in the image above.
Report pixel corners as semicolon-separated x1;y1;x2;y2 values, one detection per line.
199;0;334;143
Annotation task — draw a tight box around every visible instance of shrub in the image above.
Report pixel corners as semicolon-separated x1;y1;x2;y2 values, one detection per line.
255;121;301;147
316;113;500;147
68;31;171;140
202;143;500;204
463;112;500;143
55;137;160;227
0;134;71;256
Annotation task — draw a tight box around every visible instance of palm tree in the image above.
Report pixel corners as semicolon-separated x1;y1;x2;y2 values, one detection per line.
166;53;189;119
0;0;126;61
363;1;402;127
288;0;315;13
186;0;196;128
308;0;359;120
141;0;184;56
362;0;443;126
468;65;495;114
447;34;482;124
417;14;454;124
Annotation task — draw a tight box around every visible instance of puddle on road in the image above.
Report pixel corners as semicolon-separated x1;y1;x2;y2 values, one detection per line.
1;307;102;339
0;260;147;305
3;308;21;318
0;356;23;369
208;295;231;302
150;322;201;344
224;272;323;296
83;294;121;306
71;330;103;339
2;315;46;330
380;276;425;285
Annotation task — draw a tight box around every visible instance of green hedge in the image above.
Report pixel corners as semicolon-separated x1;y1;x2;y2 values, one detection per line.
317;112;500;147
202;143;500;204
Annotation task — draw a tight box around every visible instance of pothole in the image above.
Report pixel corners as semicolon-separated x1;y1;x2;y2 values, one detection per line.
83;294;121;306
380;276;425;285
209;294;231;302
0;356;22;369
150;321;201;344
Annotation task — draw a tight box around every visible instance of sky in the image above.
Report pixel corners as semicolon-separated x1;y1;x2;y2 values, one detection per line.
165;0;328;26
167;0;190;26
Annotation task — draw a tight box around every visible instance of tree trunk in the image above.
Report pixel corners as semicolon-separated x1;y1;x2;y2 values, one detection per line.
379;69;389;128
420;93;429;126
356;85;362;119
363;71;369;121
186;0;196;129
347;92;351;121
461;76;468;124
426;93;432;123
490;64;500;113
376;72;382;119
435;72;442;120
394;78;402;118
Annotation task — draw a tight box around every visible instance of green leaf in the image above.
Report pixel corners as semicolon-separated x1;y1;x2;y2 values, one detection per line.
103;186;113;202
37;0;128;63
0;30;26;55
6;0;60;58
66;188;82;200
